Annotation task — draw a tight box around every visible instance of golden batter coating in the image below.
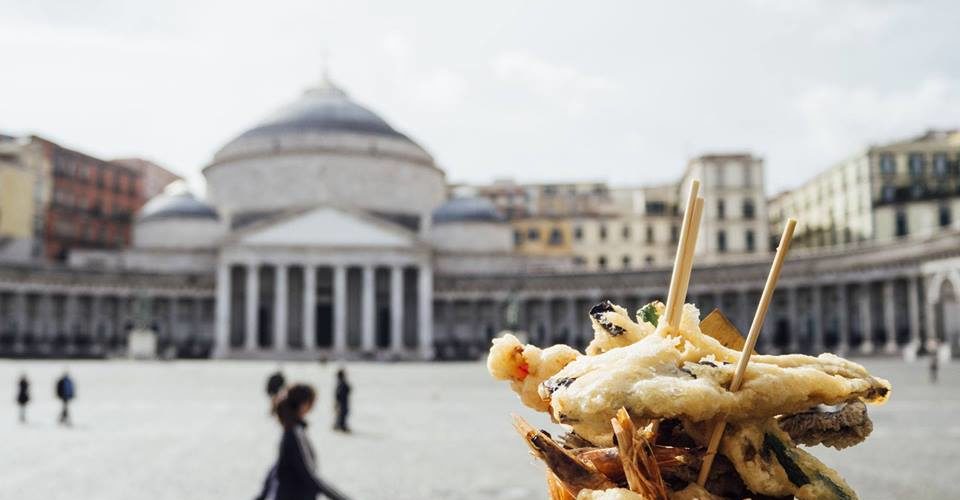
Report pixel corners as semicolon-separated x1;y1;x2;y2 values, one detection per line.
544;305;889;445
487;333;580;412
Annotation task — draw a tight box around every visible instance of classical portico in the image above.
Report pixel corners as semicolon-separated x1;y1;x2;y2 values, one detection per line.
212;206;433;360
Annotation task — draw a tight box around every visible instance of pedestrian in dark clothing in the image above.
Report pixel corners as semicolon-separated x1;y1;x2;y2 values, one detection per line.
930;352;939;384
16;374;30;423
255;383;349;500
333;369;351;433
267;371;286;398
55;372;75;426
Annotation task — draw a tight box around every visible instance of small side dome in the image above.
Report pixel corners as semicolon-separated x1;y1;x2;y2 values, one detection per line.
432;197;504;224
138;182;219;223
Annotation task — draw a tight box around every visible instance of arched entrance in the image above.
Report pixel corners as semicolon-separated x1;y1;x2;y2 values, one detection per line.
926;270;960;356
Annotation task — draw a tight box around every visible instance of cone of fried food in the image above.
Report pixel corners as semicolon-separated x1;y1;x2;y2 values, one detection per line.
486;195;890;499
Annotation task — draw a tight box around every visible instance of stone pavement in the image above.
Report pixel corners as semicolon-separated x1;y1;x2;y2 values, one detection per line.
0;359;957;499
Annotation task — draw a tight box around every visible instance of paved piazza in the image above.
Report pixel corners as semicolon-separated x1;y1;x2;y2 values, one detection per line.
1;358;958;499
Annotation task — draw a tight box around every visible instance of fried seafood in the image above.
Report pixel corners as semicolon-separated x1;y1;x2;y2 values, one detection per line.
490;299;891;500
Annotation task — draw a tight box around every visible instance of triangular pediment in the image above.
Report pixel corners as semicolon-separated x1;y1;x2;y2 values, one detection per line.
238;207;417;248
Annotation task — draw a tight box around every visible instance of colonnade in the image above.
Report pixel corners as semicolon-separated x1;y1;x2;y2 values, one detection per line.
213;259;433;359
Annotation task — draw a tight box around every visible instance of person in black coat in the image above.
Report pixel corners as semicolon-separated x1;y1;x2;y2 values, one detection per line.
16;374;30;423
256;383;349;500
333;369;351;433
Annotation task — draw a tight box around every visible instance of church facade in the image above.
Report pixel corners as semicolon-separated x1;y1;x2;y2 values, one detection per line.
0;77;958;360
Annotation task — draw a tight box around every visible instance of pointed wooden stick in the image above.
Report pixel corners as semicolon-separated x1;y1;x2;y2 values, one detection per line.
663;180;702;332
669;196;704;329
696;218;797;487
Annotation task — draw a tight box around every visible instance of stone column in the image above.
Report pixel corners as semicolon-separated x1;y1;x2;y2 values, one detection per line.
907;275;921;347
332;265;347;354
303;265;317;351
787;286;799;352
837;284;850;355
361;265;375;352
924;276;938;346
64;293;78;353
859;283;874;354
566;296;577;344
883;280;897;354
811;285;824;353
737;289;752;337
214;262;230;358
193;296;204;341
245;263;259;352
273;264;288;352
418;264;434;359
542;297;553;344
390;265;404;353
169;295;179;344
14;291;27;351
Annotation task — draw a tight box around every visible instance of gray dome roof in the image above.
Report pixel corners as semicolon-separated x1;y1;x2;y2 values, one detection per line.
233;77;413;143
432;197;504;224
139;189;219;223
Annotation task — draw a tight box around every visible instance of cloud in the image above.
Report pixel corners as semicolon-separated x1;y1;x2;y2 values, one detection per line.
378;33;468;113
490;50;620;116
491;50;619;94
795;76;960;155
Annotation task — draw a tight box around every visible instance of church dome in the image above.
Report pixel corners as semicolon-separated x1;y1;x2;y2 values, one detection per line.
232;78;413;144
203;74;446;226
433;197;504;224
138;183;219;223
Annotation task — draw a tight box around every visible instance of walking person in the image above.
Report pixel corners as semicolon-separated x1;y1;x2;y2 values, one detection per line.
266;369;286;402
55;371;75;426
256;384;349;500
930;351;939;384
333;369;351;433
16;374;30;423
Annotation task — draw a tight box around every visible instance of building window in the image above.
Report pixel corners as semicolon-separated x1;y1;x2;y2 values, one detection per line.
645;201;666;215
742;199;755;219
879;153;896;174
895;209;908;237
882;185;896;202
717;199;725;219
645;255;654;266
933;153;949;176
513;230;523;245
940;203;952;227
599;225;607;241
548;228;563;246
573;226;583;241
670;225;678;243
908;153;925;177
745;230;755;252
573;256;586;267
598;256;607;270
622;224;630;240
527;228;540;241
717;230;727;253
646;226;655;244
622;255;631;269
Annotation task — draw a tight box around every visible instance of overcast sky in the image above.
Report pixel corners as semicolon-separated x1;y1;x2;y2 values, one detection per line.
1;0;958;194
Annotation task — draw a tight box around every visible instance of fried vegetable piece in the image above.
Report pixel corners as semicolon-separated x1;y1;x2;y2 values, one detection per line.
542;304;890;445
576;489;647;500
488;334;579;412
719;420;857;500
777;400;873;450
548;471;577;500
586;301;659;355
513;415;616;495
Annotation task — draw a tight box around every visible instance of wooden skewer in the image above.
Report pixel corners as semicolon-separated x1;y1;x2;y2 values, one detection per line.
663;180;701;331
696;218;797;486
667;196;704;329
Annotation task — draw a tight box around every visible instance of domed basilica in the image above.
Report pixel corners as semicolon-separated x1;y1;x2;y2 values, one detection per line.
129;75;521;360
